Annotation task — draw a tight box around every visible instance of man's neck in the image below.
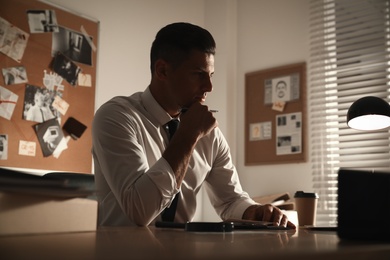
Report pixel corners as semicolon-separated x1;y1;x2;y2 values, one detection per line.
149;83;180;117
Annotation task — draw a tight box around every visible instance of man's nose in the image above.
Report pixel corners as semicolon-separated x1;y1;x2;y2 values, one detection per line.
203;76;213;92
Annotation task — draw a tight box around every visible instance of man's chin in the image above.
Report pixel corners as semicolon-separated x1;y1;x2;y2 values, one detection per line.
194;98;206;103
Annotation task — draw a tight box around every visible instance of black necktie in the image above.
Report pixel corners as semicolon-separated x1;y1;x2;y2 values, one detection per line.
167;119;180;141
161;119;180;222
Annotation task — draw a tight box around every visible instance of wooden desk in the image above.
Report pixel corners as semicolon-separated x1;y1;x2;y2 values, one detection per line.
1;226;390;260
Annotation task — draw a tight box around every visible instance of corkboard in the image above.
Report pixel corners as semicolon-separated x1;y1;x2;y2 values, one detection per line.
0;0;98;173
245;62;306;165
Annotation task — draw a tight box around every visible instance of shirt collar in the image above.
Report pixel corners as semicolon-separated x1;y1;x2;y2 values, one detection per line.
141;86;173;126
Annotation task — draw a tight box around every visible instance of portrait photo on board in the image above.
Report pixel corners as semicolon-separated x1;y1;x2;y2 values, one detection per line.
263;73;300;105
23;84;60;123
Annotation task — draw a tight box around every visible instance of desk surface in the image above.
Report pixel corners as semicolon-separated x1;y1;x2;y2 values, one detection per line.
1;226;390;260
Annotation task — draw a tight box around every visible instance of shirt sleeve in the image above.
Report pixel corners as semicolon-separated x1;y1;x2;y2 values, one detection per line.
92;100;179;226
204;129;257;220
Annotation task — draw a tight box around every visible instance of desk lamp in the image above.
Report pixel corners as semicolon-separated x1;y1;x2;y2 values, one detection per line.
347;96;390;130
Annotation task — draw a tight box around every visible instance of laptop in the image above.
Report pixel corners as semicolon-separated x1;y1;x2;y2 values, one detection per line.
337;168;390;241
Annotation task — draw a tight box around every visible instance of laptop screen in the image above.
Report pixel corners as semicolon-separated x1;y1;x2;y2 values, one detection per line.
337;168;390;241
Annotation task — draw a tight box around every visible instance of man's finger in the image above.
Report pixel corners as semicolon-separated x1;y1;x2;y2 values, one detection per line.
260;204;274;222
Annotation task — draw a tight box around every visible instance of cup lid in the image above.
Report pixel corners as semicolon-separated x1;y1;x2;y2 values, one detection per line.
294;191;319;198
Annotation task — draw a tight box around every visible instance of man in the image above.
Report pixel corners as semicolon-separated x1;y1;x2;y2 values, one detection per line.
92;22;295;229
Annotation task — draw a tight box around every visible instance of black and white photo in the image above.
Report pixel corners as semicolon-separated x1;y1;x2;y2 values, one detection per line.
34;118;64;157
23;84;59;123
52;52;81;86
0;134;8;160
27;10;59;33
52;26;92;66
2;66;28;85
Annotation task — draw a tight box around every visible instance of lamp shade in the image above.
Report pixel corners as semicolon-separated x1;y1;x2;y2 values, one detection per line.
347;96;390;130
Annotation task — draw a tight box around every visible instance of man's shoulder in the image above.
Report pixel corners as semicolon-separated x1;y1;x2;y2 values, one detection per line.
99;93;142;111
94;94;143;122
109;93;142;105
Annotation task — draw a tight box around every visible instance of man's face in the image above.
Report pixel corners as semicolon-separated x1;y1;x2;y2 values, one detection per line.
166;50;215;110
276;81;287;98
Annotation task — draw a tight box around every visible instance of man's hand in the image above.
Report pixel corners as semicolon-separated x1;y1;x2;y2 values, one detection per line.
242;204;296;229
178;103;217;141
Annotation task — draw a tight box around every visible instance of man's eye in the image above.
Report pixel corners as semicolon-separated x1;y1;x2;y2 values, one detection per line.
193;71;213;81
198;72;211;78
194;72;205;78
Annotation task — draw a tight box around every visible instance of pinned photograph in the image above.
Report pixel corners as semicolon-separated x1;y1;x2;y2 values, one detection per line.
34;118;64;157
264;73;300;105
23;84;60;123
272;77;291;103
0;134;8;160
0;17;29;63
0;86;18;120
52;26;92;66
52;52;81;86
27;10;59;33
276;112;302;155
2;66;28;85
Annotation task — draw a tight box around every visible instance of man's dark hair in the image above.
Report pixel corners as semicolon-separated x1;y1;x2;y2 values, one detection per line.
150;22;216;74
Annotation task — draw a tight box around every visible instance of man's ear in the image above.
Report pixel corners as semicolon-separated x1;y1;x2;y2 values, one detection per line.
154;59;169;80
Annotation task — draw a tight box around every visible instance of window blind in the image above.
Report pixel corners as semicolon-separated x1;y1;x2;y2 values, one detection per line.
309;0;390;226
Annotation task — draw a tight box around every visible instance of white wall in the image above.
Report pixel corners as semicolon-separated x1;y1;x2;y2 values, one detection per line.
46;0;313;221
235;0;313;203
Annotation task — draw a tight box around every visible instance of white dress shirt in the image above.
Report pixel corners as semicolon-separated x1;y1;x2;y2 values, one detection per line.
92;87;256;226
